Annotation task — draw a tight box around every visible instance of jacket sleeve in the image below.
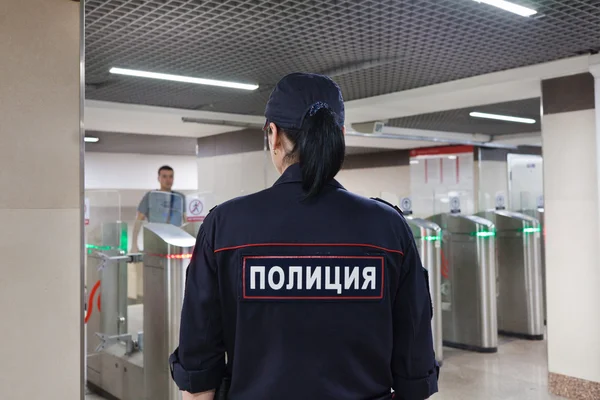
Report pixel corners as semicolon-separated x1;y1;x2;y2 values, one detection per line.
391;222;440;399
169;224;226;393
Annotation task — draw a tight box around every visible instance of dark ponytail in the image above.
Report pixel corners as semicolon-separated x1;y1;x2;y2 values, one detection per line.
282;107;345;198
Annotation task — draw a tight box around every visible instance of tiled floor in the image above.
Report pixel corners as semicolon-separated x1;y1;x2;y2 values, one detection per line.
435;337;564;399
86;336;564;400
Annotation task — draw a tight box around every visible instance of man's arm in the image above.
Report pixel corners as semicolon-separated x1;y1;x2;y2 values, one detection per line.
130;212;146;253
170;222;226;394
131;193;149;253
391;221;439;400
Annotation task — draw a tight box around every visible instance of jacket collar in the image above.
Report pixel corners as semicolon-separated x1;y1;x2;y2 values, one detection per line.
273;163;345;190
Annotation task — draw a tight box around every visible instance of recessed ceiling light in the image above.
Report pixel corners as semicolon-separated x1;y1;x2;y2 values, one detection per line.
448;155;457;160
473;0;537;17
410;160;419;165
84;136;99;143
469;111;536;124
109;67;259;91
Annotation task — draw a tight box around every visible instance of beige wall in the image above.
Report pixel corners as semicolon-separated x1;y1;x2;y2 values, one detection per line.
543;109;600;383
475;160;509;211
336;165;410;199
198;151;279;203
0;0;81;399
85;152;199;190
198;151;410;204
196;150;411;203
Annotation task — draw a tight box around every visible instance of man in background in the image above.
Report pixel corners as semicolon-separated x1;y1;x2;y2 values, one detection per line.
131;165;187;253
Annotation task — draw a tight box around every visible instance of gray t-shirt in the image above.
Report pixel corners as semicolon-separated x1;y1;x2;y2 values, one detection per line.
138;191;185;226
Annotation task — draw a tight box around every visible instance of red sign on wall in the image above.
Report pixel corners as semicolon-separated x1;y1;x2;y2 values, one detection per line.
410;145;474;157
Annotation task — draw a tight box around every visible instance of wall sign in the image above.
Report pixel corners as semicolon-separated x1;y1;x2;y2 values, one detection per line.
449;196;461;214
536;195;544;209
495;192;506;210
186;195;207;222
400;197;413;215
409;145;474;217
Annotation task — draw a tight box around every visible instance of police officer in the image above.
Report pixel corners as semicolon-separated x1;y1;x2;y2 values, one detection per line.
170;73;439;400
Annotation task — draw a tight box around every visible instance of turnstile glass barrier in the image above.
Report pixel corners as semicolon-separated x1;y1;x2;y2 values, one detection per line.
85;222;194;400
144;223;196;400
86;220;128;382
84;191;133;397
144;191;186;225
427;213;498;353
406;217;443;363
476;210;544;340
85;219;144;400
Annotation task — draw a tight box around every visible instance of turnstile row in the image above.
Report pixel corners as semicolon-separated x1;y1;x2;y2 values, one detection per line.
88;211;544;400
407;209;545;354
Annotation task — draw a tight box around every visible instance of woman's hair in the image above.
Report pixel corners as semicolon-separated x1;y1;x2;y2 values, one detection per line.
276;106;345;198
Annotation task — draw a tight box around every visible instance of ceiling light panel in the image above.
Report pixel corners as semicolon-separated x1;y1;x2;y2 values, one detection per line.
109;68;259;91
473;0;537;17
469;111;536;124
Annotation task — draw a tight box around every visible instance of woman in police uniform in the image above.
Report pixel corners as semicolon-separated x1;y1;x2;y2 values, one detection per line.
170;73;439;400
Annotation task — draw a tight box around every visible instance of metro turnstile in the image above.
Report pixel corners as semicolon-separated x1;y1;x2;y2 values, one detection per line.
406;217;443;363
86;222;136;398
522;208;546;323
477;210;544;340
85;222;195;400
144;223;196;400
427;213;498;353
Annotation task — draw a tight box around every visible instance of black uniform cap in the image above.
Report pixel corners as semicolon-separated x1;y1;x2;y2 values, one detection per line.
264;72;345;130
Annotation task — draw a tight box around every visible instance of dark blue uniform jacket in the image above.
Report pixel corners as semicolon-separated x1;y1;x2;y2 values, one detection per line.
170;163;439;400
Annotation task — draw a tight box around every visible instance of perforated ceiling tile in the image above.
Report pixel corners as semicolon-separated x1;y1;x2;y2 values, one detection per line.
85;0;600;116
387;98;541;135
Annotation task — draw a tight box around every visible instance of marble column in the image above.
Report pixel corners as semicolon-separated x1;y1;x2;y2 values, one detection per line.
0;0;82;398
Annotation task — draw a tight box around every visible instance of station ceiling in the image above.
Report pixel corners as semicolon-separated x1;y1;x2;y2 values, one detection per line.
388;98;541;135
84;0;599;132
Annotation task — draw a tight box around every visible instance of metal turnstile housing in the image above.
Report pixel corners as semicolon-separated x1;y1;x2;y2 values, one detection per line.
181;221;202;238
477;210;544;340
522;208;546;323
427;213;498;353
406;217;443;363
143;223;196;400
